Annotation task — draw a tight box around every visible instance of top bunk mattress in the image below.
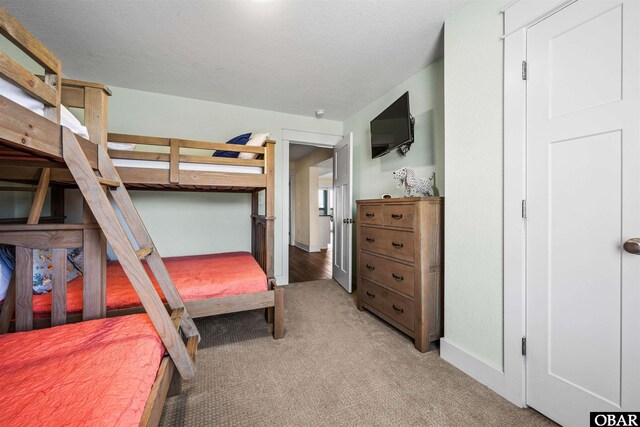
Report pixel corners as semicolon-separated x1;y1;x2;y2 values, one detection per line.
31;251;268;318
0;314;164;427
112;158;263;174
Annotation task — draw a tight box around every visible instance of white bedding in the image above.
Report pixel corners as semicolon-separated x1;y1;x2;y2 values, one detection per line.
112;158;263;174
0;77;90;139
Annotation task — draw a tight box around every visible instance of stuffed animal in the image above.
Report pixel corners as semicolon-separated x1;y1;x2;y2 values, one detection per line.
392;167;435;198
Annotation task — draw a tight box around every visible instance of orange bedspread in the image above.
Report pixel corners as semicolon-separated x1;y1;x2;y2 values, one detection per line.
0;314;164;426
32;251;267;318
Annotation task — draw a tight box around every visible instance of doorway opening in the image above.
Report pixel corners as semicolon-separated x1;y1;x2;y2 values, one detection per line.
288;143;333;283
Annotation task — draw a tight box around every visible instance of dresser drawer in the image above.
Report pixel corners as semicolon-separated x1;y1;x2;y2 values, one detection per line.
359;227;415;262
358;204;382;225
383;204;414;229
360;279;415;332
360;252;415;297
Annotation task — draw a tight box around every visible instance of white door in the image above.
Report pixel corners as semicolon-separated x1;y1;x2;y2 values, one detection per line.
333;133;353;292
526;1;640;425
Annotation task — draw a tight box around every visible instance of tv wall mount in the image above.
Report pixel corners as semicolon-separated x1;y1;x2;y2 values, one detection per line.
398;114;415;157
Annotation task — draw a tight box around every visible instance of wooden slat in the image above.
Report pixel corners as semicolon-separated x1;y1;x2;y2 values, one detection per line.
169;139;179;184
61;77;112;96
170;307;184;330
0;51;58;106
50;247;67;326
108;133;170;147
108;150;169;161
27;168;50;223
82;228;103;320
14;246;32;331
43;72;60;123
75;135;99;169
139;358;174;427
61;85;85;108
178;139;265;154
0;274;15;333
96;176;121;188
0;229;83;248
185;291;274;318
0;95;62;159
0;6;61;73
63;129;196;379
0;223;99;232
179;154;264;167
179;170;267;188
136;246;154;260
84;87;109;148
264;140;276;280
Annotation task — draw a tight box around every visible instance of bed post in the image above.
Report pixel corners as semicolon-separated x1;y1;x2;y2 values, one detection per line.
81;82;111;318
84;86;109;150
264;140;283;339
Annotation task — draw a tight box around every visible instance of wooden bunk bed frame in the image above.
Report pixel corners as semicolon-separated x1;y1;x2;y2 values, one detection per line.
0;16;283;337
0;7;198;425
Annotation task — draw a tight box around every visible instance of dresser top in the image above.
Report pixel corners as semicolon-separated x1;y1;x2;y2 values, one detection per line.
356;196;443;204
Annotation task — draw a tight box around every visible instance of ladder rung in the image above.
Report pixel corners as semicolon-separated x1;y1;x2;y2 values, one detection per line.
170;307;185;330
96;177;121;188
135;246;154;259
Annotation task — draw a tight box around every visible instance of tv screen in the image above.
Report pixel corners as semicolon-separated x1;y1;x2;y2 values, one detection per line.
370;92;412;158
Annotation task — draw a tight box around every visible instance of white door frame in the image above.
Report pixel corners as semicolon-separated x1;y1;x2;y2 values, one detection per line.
281;129;343;285
502;0;578;408
289;169;296;246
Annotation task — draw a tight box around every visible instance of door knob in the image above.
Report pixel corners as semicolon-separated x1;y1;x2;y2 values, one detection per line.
623;238;640;254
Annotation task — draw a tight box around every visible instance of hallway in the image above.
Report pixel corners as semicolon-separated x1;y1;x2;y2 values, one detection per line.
288;245;332;283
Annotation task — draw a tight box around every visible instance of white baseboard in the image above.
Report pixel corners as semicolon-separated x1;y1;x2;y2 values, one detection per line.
440;338;524;407
293;242;321;253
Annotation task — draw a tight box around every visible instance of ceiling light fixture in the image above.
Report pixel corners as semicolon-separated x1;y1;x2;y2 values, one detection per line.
315;109;325;119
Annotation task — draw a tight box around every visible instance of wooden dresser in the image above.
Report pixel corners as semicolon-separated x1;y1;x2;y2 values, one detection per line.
356;197;444;352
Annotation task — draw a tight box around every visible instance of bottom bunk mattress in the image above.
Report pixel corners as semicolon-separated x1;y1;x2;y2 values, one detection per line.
0;314;164;426
32;251;267;318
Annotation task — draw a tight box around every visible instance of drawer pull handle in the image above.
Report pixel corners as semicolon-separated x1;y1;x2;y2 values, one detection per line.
392;273;404;281
366;237;375;243
391;213;403;219
392;242;404;249
366;291;376;298
366;264;375;271
392;304;404;314
365;213;375;218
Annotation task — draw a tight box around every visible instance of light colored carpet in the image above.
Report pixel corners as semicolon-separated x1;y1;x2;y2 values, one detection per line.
160;279;554;426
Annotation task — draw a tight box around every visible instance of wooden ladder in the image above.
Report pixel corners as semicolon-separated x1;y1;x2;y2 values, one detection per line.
61;128;199;380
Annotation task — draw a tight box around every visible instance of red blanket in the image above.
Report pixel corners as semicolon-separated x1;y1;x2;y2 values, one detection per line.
32;251;267;318
0;314;164;426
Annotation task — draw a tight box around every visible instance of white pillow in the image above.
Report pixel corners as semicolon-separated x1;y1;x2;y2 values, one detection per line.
107;142;136;151
239;133;270;159
60;106;90;139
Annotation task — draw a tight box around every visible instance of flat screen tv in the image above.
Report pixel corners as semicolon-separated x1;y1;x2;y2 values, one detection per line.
370;91;413;159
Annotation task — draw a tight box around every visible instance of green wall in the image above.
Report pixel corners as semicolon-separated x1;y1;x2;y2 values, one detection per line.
444;0;509;369
343;59;445;202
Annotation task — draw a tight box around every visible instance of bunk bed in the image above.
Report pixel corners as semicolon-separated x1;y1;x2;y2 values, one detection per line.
0;27;284;337
0;7;197;426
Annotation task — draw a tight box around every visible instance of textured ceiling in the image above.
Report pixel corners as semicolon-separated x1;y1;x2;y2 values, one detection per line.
2;0;463;120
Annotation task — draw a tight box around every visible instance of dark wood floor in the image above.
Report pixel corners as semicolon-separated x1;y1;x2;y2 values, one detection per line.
289;245;333;283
